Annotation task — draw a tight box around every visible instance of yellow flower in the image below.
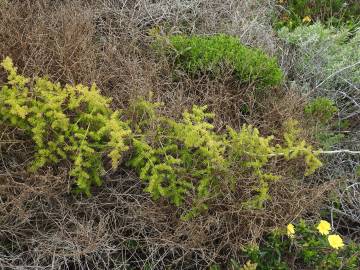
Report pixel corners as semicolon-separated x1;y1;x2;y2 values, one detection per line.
302;16;312;23
328;234;344;249
287;223;295;238
317;220;331;235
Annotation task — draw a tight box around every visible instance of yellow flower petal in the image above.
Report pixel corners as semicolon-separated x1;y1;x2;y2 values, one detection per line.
302;16;312;23
328;234;344;249
287;223;295;238
317;220;331;235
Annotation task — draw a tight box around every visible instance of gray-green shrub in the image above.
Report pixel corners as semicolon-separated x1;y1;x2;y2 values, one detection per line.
279;23;360;122
279;23;360;90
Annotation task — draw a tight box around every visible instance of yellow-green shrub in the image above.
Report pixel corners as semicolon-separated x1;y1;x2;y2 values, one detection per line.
226;125;279;208
0;57;131;195
227;119;322;209
128;99;322;219
128;102;226;219
0;57;323;217
280;119;323;176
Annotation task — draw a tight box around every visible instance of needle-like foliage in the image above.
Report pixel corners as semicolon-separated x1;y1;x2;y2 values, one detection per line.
0;57;131;195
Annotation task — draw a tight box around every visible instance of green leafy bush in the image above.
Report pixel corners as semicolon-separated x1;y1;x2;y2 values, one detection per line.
128;99;322;219
159;34;283;88
0;57;131;195
243;220;360;269
275;0;360;30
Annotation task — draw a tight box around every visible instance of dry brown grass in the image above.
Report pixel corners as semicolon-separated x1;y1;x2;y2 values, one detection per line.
0;1;98;83
0;153;332;269
0;0;340;269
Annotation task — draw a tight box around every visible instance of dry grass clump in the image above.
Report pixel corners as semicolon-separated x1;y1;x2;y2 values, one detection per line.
0;0;100;84
97;0;278;54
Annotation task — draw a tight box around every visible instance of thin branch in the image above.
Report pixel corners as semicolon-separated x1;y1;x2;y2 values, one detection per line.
314;60;360;90
319;149;360;155
264;149;360;158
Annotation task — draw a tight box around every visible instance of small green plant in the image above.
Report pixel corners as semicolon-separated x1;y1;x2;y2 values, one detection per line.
280;119;323;175
128;98;322;219
275;0;360;30
304;97;338;124
243;219;360;269
316;131;344;150
355;166;360;177
304;97;346;150
0;57;131;195
155;34;283;88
